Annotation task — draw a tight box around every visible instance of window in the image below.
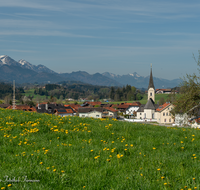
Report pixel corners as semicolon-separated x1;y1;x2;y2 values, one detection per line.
166;112;168;116
164;119;166;122
169;119;171;122
150;93;152;96
163;112;165;116
140;113;142;115
82;115;85;117
96;115;99;118
169;113;171;116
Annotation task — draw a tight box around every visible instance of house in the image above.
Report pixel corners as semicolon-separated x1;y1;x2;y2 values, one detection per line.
102;107;118;119
65;104;81;114
36;103;75;116
54;106;75;117
156;89;178;94
156;102;174;124
7;105;37;112
118;102;141;116
78;107;103;118
78;107;117;119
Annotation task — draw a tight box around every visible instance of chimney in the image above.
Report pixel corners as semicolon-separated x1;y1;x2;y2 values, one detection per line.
46;104;48;110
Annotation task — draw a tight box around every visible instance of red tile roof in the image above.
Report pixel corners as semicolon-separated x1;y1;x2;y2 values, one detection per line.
7;105;36;112
156;103;171;112
84;101;102;106
104;107;118;112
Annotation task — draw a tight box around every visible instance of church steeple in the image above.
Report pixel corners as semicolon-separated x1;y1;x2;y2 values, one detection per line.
148;64;155;90
147;64;155;102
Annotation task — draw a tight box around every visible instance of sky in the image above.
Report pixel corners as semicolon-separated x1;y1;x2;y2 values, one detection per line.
0;0;200;80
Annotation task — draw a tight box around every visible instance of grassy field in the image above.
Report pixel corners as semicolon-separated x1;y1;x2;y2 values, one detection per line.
139;94;169;104
106;94;170;105
0;108;199;189
24;89;50;101
24;88;171;105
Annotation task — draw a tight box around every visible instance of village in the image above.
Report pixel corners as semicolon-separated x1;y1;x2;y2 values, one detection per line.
0;66;197;129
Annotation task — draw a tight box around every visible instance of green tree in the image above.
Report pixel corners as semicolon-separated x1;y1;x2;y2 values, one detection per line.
159;97;165;105
173;51;200;116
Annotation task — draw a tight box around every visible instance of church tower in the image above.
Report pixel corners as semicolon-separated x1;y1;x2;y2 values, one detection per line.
148;64;155;102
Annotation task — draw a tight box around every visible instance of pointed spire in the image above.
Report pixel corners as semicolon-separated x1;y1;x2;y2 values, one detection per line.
148;64;155;90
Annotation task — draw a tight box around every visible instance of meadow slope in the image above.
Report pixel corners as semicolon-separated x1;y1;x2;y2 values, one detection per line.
0;109;199;190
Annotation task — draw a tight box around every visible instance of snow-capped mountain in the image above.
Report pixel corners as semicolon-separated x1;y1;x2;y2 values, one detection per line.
0;55;21;67
0;55;182;87
102;72;182;88
18;59;56;74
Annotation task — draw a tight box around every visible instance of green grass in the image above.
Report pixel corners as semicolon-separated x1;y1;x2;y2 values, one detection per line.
24;89;50;101
107;94;170;105
0;108;199;189
139;94;170;104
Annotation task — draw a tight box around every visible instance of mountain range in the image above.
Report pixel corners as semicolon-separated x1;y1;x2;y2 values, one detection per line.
0;55;182;88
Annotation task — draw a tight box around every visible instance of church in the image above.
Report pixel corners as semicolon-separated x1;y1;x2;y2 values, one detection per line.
136;66;159;121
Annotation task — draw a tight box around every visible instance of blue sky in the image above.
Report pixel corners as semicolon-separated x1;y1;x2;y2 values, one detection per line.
0;0;200;80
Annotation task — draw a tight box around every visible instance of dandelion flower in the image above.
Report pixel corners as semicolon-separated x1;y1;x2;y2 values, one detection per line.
40;162;43;165
53;169;56;172
157;168;160;171
7;184;12;187
164;183;167;185
153;147;156;150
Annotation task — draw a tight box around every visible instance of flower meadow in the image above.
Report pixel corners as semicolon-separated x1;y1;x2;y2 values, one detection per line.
0;109;200;189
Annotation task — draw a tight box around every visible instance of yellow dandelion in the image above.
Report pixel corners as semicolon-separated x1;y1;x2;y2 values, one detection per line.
124;149;127;151
193;178;195;180
153;147;156;150
53;169;56;172
164;183;167;185
91;150;93;152
161;176;165;179
157;168;161;171
1;187;5;189
46;167;50;169
193;154;196;156
140;174;143;176
61;170;65;173
7;184;12;187
106;159;111;162
40;162;43;165
130;144;133;147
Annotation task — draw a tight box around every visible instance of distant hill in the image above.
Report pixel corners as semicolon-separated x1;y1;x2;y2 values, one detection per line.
0;55;181;88
102;72;182;89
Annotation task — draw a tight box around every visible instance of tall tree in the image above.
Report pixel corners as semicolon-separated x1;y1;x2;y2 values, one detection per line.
173;51;200;116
